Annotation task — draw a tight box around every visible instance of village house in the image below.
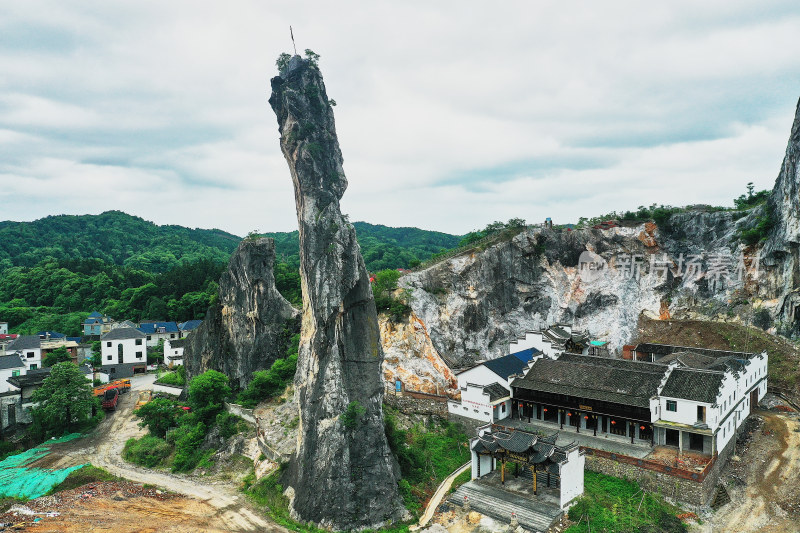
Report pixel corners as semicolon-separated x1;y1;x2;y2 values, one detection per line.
0;334;18;356
164;338;185;367
83;311;116;337
5;333;79;370
178;320;203;336
508;324;594;358
137;321;180;347
0;354;25;394
448;348;540;424
99;327;147;378
5;364;94;430
0;322;8;335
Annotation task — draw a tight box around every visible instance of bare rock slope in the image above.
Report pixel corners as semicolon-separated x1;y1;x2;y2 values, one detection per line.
269;55;404;529
183;237;298;390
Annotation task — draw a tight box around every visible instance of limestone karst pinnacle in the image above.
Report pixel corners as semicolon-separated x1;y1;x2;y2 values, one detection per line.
269;55;405;529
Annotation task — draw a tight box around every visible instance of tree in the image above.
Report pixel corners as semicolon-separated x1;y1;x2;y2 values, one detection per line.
188;370;231;423
134;397;180;438
147;339;165;366
43;346;72;367
90;341;102;367
31;362;95;437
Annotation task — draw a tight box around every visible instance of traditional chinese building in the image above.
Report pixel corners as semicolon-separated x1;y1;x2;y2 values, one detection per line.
470;425;584;509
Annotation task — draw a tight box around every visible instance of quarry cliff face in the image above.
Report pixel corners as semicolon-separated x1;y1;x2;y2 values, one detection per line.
183;237;298;389
269;56;404;529
400;98;800;368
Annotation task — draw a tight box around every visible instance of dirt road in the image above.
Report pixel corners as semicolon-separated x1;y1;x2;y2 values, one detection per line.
32;374;281;532
703;411;800;533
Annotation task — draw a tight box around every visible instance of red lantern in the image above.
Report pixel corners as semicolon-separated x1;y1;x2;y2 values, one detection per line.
611;420;616;425
640;425;645;430
584;416;589;419
543;408;548;412
567;412;571;416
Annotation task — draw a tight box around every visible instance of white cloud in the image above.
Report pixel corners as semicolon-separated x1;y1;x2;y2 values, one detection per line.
0;0;798;236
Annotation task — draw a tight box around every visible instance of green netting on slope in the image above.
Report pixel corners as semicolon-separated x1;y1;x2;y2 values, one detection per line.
46;433;84;445
0;446;88;499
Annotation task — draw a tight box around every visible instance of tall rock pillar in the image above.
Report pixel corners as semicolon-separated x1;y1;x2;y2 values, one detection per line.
269;56;404;529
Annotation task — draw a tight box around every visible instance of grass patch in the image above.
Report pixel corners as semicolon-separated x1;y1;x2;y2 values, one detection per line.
122;435;173;468
156;369;185;387
47;465;118;495
0;440;18;462
565;472;686;533
384;405;470;515
242;466;413;533
449;469;471;494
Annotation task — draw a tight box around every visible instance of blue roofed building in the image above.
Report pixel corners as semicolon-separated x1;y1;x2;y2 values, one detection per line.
448;348;541;424
178;320;203;335
137;321;180;347
83;312;116;337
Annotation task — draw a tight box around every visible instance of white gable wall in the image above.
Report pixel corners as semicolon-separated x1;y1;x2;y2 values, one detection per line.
101;337;146;365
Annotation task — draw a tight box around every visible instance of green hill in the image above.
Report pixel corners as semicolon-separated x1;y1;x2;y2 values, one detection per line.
0;212;461;335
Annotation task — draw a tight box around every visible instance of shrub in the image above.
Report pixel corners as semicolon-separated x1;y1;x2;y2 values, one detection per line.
753;308;772;330
172;421;207;472
188;370;231;423
340;401;366;429
134;397;181;438
237;354;297;408
123;435;172;468
216;412;248;439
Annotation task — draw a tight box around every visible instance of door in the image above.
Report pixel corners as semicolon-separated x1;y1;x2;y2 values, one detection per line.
697;405;706;423
7;404;16;427
750;390;759;409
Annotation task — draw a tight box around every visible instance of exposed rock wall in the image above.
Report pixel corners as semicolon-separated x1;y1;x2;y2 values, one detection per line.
269;56;404;529
401;98;800;365
380;312;458;395
183;237;298;390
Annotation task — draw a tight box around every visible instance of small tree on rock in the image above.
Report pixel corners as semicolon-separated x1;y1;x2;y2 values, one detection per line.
188;370;231;423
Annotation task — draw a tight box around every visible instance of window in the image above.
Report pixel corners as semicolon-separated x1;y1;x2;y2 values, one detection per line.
107;342;112;347
147;335;152;341
30;364;37;370
107;355;112;360
666;400;677;412
501;403;506;413
12;370;20;377
170;334;175;339
136;352;143;359
135;339;143;346
26;352;34;359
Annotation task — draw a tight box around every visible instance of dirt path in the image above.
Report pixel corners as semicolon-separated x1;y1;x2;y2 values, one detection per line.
32;374;282;532
703;411;800;533
411;462;470;530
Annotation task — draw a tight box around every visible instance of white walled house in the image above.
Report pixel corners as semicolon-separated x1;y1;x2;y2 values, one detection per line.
164;338;185;367
0;322;8;335
5;335;43;370
448;350;538;423
0;354;25;393
138;321;181;347
101;328;147;366
508;324;591;358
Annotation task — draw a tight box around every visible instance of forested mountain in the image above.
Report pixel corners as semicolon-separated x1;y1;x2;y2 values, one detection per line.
0;211;240;272
0;212;461;336
265;221;462;270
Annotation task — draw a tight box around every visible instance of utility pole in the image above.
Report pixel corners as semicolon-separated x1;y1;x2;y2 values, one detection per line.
290;26;297;55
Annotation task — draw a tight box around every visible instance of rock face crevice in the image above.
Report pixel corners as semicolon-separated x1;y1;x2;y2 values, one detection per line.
269;56;404;530
183;237;298;390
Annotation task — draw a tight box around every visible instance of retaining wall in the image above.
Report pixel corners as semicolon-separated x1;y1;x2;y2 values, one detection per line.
384;391;448;417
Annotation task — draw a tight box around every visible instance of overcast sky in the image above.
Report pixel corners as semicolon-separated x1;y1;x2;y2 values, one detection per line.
1;1;798;236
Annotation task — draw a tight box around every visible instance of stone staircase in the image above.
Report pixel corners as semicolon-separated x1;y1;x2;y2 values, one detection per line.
449;481;562;533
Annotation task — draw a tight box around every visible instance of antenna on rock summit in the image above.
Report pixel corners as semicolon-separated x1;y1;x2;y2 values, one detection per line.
290;26;297;55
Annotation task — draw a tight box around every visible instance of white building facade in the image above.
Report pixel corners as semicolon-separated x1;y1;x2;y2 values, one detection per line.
100;328;147;365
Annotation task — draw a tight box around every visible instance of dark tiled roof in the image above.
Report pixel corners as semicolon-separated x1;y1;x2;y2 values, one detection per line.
484;382;510;402
660;369;725;404
7;335;41;351
472;428;569;466
556;353;667;374
137;322;179;334
483;354;529;381
101;328;146;341
168;338;186;348
0;355;24;370
514;358;666;408
636;343;754;358
509;348;540;363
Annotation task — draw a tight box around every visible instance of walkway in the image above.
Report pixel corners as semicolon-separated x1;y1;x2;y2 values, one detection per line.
412;461;470;530
499;417;653;459
449;481;562;533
